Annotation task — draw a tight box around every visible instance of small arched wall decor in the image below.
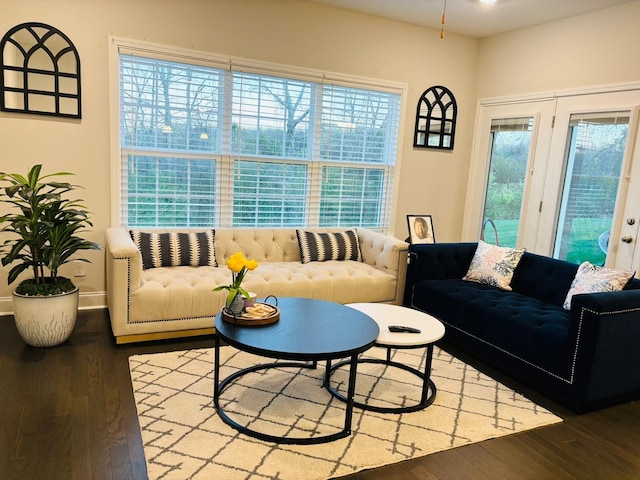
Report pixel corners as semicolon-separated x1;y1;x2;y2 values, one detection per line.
1;22;81;118
413;85;456;150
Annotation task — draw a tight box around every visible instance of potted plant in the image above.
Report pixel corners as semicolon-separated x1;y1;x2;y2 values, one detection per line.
213;251;258;315
0;164;100;347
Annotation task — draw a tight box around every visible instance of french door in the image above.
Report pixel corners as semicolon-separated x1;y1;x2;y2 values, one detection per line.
465;89;640;271
463;99;555;250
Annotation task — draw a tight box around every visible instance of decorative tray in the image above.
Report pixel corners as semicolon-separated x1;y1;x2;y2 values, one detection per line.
221;302;280;326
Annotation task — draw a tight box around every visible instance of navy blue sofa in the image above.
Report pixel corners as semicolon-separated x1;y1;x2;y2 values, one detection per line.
404;242;640;412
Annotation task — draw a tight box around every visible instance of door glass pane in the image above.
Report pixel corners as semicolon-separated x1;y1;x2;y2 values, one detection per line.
554;111;630;264
481;117;533;247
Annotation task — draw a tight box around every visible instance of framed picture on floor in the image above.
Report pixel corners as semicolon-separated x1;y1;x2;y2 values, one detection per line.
407;215;435;244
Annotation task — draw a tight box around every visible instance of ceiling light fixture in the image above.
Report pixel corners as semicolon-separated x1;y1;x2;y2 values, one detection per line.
480;0;497;4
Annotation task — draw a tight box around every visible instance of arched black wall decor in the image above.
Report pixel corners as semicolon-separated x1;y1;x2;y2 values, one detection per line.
413;85;456;150
1;22;81;118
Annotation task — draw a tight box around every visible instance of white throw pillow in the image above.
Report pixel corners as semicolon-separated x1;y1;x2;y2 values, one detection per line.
563;261;635;310
463;240;525;291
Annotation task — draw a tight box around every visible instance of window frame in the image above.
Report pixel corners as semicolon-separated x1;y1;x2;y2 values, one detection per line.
108;37;407;231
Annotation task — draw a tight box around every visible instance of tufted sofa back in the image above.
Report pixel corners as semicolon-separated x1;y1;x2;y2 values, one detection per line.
510;252;579;307
214;228;303;263
124;226;404;276
408;242;640;308
512;252;640;306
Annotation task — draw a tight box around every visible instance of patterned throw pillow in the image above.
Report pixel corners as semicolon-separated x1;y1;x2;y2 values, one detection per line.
296;230;362;264
463;240;526;291
130;230;217;270
563;261;635;310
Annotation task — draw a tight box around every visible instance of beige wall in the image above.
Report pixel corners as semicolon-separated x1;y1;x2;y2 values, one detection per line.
476;1;640;98
0;0;478;309
3;0;638;310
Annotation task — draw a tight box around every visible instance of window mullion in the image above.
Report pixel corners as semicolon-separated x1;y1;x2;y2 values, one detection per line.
306;85;325;227
217;155;234;227
307;163;324;227
219;69;234;227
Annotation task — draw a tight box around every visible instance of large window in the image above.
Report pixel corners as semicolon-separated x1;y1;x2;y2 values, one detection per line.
115;41;402;229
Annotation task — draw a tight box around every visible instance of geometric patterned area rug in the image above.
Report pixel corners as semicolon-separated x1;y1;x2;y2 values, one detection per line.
129;346;561;480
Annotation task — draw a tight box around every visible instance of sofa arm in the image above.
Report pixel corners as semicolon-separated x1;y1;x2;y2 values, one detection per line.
570;289;640;408
105;227;142;287
357;228;408;304
105;227;143;331
404;243;477;306
357;228;408;274
407;243;477;281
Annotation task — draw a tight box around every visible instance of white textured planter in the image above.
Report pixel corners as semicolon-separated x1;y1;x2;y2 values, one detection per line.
12;287;79;347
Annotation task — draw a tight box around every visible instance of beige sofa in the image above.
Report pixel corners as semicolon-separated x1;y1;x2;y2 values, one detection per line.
106;227;408;344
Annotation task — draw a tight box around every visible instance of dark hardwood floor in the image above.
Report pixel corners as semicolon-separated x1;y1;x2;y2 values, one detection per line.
1;309;639;480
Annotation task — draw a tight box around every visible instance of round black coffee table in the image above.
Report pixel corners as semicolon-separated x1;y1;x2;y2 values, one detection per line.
213;297;379;445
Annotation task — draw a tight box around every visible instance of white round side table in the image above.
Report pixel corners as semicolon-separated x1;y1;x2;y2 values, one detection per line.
325;303;445;413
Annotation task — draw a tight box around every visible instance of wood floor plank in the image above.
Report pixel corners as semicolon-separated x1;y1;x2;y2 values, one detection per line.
115;353;148;480
1;311;640;480
71;395;91;480
522;418;640;479
479;434;574;479
86;347;114;480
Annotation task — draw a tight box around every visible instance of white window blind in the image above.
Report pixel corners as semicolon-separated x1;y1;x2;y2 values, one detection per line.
490;117;533;132
117;41;402;229
232;72;313;159
321;84;398;164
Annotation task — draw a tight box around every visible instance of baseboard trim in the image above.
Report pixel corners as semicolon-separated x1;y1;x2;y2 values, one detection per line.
0;292;107;316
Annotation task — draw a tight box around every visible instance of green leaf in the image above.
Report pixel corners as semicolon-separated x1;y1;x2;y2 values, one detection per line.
0;165;100;286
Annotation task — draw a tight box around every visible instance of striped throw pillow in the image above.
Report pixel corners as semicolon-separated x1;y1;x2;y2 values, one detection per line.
296;230;362;264
130;230;217;270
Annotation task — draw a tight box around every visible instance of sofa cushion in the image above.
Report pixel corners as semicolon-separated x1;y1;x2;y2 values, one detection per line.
296;229;362;264
563;261;635;310
411;278;572;376
130;230;217;270
129;260;397;322
463;240;525;291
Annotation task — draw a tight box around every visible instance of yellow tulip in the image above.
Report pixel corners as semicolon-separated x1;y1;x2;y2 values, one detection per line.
245;259;258;271
228;254;243;271
214;252;260;303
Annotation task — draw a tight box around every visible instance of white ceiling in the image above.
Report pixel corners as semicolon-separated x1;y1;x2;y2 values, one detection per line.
307;0;633;38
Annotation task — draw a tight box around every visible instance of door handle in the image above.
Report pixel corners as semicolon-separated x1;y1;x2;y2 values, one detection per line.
621;235;633;243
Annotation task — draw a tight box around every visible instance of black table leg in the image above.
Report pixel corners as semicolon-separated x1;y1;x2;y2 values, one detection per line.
343;354;359;434
213;334;221;405
326;344;437;414
421;344;435;405
214;358;356;444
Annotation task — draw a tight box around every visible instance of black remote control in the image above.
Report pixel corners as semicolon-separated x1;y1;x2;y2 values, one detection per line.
388;325;421;334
